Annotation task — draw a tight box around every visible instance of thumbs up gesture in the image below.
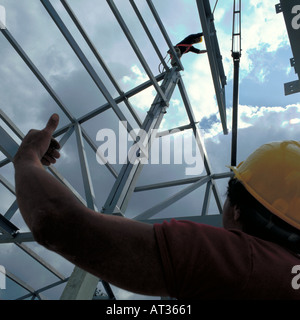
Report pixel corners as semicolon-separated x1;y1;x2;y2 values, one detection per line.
13;114;61;167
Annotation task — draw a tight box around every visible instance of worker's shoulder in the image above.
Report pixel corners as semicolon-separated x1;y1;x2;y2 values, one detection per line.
155;218;249;246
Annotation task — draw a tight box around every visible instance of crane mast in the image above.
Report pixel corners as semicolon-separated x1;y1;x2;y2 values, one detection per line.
231;0;242;167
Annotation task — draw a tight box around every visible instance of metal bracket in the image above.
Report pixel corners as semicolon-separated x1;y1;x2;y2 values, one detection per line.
0;214;19;237
275;3;283;13
284;79;300;95
290;57;296;68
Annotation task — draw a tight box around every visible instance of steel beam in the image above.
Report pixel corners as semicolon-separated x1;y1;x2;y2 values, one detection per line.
62;124;117;300
74;123;97;210
134;176;211;220
201;180;212;215
177;76;211;175
5;269;46;300
196;0;227;134
81;126;118;179
17;278;69;300
0;29;75;122
4;200;18;221
156;123;195;137
129;0;169;72
16;243;66;281
60;0;142;128
135;175;209;192
41;0;136;135
146;0;184;71
276;0;300;95
134;171;233;192
177;75;224;213
0;232;34;244
60;266;101;300
0;126;19;161
102;68;179;215
0;213;19;236
0;172;15;195
76;72;166;125
0;109;24;140
107;0;168;106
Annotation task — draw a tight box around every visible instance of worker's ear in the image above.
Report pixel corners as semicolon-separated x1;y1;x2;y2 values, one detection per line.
232;205;241;222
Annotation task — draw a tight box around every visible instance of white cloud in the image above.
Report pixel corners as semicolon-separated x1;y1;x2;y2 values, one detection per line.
202;103;300;142
281;117;300;128
211;0;290;83
214;7;226;22
122;65;156;111
286;66;292;75
241;0;289;74
257;68;269;83
184;56;219;121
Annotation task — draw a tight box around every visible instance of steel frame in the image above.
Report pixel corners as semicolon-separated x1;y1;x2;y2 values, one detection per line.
0;0;230;300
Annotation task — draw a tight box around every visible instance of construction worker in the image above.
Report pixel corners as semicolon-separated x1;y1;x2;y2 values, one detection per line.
169;33;207;67
13;114;300;299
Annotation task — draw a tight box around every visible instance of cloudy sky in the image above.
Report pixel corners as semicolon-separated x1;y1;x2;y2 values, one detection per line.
0;0;299;300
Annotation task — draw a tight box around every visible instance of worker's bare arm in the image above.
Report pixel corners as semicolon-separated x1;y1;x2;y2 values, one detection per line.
13;114;168;297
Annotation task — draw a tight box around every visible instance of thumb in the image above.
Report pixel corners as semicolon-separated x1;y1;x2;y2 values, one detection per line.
44;114;59;135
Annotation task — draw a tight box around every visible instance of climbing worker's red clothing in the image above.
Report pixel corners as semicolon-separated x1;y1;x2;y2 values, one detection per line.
154;219;300;299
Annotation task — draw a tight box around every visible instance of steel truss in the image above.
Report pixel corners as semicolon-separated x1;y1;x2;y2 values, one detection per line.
0;0;230;300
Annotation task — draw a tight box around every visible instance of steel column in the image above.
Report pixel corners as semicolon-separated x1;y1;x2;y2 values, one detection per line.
196;0;227;134
102;68;179;215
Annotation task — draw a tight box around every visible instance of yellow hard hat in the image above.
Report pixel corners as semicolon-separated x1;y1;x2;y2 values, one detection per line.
229;141;300;230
